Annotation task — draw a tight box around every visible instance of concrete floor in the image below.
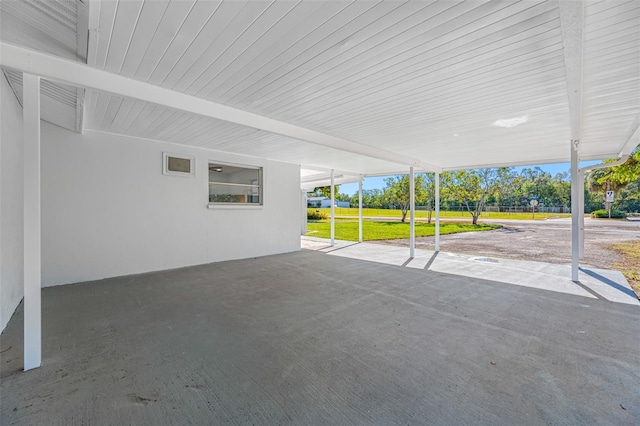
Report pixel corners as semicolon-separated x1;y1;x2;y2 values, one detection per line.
302;237;640;306
1;251;639;425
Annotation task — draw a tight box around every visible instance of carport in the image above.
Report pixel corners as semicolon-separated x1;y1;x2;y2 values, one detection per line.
0;1;638;422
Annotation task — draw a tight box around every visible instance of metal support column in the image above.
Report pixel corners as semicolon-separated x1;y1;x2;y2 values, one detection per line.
571;141;580;282
578;170;585;258
301;189;308;235
409;167;415;258
435;171;440;252
358;176;363;243
330;169;335;246
23;73;42;371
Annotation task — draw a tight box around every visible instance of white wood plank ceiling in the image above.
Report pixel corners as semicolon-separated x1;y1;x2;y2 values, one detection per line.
0;0;87;132
3;0;640;175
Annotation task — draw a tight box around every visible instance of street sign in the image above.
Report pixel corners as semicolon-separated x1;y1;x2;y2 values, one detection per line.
530;199;538;219
605;191;615;202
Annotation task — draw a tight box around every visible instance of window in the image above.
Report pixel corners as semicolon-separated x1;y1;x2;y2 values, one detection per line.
208;162;262;206
163;153;195;177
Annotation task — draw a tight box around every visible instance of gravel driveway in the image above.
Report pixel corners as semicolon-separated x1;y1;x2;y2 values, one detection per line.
376;217;640;270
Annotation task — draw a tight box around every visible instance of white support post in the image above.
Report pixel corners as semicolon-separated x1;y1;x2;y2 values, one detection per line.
358;176;363;243
578;170;585;258
301;189;308;236
23;73;42;371
435;171;440;252
409;167;415;259
571;141;580;282
330;169;335;246
559;0;584;282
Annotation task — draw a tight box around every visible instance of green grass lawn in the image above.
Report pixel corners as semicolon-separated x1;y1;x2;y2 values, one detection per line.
305;220;500;241
309;208;571;221
610;241;640;299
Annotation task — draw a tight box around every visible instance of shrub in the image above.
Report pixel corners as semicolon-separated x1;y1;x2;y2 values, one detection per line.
307;209;327;221
590;209;626;219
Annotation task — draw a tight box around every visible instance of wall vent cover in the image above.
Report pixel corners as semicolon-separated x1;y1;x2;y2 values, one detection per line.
163;153;195;177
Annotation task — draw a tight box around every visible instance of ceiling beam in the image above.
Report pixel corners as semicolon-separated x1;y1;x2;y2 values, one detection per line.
558;0;585;143
74;0;90;133
301;165;363;179
301;176;360;189
0;42;436;170
619;114;639;157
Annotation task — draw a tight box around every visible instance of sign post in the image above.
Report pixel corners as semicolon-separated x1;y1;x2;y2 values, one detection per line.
605;191;614;218
530;198;539;219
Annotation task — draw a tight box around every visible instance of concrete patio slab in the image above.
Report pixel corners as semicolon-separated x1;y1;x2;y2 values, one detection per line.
1;251;639;424
302;237;640;306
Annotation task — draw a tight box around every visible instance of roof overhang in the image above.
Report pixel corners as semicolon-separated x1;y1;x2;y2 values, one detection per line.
1;0;637;181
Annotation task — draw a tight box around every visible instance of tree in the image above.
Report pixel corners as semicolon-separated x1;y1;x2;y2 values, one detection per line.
588;147;640;193
520;167;555;205
615;179;640;212
587;146;640;208
422;173;436;223
383;174;427;222
606;146;640;184
441;168;514;224
584;188;603;213
349;188;387;208
310;185;340;199
550;172;571;207
335;192;350;202
498;172;525;207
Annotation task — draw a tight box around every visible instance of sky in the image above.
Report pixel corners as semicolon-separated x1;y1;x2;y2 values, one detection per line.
338;160;601;196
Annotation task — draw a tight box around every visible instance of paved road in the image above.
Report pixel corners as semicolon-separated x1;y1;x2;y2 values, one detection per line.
376;217;640;269
480;217;640;229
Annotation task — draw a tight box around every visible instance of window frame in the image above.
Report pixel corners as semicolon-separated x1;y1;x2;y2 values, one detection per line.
207;161;263;208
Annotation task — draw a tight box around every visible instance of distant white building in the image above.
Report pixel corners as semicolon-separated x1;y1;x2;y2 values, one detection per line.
307;196;350;208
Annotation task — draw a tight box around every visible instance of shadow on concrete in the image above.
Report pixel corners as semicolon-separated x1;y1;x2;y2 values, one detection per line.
579;267;638;300
400;258;413;267
572;279;604;300
323;242;361;254
424;251;440;270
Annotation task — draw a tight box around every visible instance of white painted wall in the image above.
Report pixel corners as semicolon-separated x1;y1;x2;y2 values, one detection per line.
41;124;301;287
1;74;25;331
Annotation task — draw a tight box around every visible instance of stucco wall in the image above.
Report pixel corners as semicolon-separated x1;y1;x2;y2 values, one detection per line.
40;124;301;287
0;75;25;332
